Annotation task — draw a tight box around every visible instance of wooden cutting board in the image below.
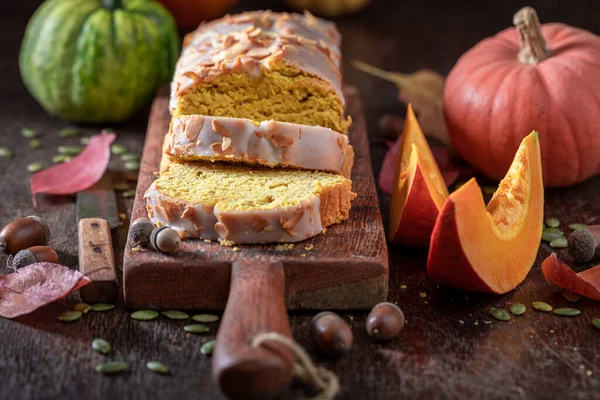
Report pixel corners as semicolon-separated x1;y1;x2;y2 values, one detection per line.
122;85;388;311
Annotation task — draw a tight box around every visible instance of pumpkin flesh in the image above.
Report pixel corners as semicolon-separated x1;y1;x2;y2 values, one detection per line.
389;105;448;246
427;132;543;293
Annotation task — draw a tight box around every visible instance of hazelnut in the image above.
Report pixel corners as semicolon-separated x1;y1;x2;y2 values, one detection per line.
150;226;181;253
310;311;353;356
10;246;59;269
366;302;405;341
0;216;51;255
130;217;154;247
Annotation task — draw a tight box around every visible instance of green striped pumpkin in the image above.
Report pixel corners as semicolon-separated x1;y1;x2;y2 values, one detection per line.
20;0;179;123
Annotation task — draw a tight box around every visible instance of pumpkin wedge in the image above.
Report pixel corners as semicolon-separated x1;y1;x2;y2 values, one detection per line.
389;105;449;246
427;131;543;293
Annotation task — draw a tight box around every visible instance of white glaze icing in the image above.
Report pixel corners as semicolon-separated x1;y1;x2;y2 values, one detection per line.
144;182;323;244
169;10;344;114
166;115;352;177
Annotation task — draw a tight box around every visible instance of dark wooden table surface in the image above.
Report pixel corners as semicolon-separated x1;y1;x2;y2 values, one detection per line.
2;1;600;399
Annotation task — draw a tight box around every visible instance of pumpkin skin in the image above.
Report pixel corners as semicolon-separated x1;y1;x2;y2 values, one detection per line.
443;8;600;187
20;0;179;123
156;0;238;29
284;0;371;18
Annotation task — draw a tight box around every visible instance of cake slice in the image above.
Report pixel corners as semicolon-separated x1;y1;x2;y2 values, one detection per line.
170;10;350;133
145;161;356;244
164;114;354;177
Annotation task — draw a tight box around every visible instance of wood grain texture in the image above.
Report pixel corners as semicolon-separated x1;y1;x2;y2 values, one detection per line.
122;86;389;310
2;1;600;399
213;261;294;398
77;218;118;303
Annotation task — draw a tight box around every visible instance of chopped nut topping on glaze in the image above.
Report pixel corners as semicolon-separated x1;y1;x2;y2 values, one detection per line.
281;207;304;235
181;206;195;219
212;120;232;137
222;137;232;151
254;129;264;138
251;216;269;233
214;222;228;238
154;205;169;222
184;116;204;141
146;204;155;219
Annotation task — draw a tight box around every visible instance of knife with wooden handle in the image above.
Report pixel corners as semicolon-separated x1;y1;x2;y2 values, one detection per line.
76;173;120;303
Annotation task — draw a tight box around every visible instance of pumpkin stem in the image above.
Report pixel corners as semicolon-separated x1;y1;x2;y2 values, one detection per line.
513;7;549;65
103;0;122;11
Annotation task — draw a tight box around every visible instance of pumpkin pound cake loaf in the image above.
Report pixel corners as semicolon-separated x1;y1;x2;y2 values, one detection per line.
170;10;350;133
145;161;356;244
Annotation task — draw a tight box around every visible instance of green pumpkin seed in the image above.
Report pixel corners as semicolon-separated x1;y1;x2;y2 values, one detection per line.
544;228;564;235
201;340;216;356
0;146;14;158
146;361;169;374
161;310;189;320
52;154;72;164
27;162;44;173
74;303;91;313
532;301;553;312
184;324;210;334
481;186;497;195
550;237;568;248
95;361;126;374
592;319;600;331
29;139;41;149
121;153;141;162
553;307;581;317
541;231;563;243
58;310;82;322
122;189;136;198
510;303;526;316
92;338;112;354
491;308;510;321
545;218;560;228
131;310;159;321
111;144;127;155
80;137;90;145
58;127;80;138
90;303;115;312
57;145;82;156
21;128;37;138
569;223;588;231
192;314;220;323
562;291;580;303
124;161;140;171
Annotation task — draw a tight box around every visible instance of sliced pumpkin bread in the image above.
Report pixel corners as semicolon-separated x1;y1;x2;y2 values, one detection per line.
164;114;354;177
145;161;356;244
170;10;350;133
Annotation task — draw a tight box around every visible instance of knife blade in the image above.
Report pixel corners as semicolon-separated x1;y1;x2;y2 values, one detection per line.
76;173;119;303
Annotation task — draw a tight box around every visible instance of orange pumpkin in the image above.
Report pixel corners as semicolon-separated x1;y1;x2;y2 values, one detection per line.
444;7;600;187
156;0;238;29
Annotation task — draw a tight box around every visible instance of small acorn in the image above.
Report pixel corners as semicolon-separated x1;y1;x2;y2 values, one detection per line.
366;302;405;341
130;217;154;247
310;311;353;356
0;216;51;255
150;226;181;253
9;246;59;269
568;225;600;262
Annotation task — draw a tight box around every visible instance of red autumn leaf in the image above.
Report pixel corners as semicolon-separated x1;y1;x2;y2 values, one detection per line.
0;262;90;319
541;253;600;301
378;136;460;194
30;131;116;206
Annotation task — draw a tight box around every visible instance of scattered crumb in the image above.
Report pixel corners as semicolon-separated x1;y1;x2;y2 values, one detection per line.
574;347;578;351
203;239;211;243
587;370;593;376
347;315;354;321
474;321;479;326
550;329;555;334
404;320;408;323
459;320;464;325
221;240;234;247
580;364;586;370
232;247;239;252
275;243;294;251
119;213;126;220
530;335;534;339
424;301;428;305
483;320;492;324
153;171;159;176
419;292;427;298
304;244;314;251
131;246;141;252
300;253;306;257
400;285;407;290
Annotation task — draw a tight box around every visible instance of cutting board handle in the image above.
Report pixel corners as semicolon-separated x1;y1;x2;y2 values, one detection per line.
212;260;294;399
